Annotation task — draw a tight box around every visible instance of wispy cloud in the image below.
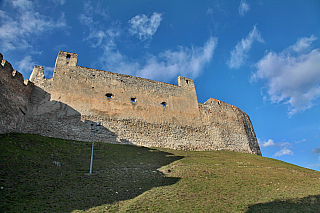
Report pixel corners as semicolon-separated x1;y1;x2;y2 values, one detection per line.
251;35;320;116
239;0;250;16
137;37;217;81
274;147;293;157
274;142;293;157
18;55;35;76
98;37;218;82
227;25;264;69
51;0;66;5
312;146;320;154
78;0;112;48
294;139;307;144
128;12;162;42
79;3;217;83
206;8;213;16
258;138;293;157
0;0;67;52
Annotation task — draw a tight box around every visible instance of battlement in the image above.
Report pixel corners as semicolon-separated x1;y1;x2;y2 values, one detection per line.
0;53;35;134
0;54;34;96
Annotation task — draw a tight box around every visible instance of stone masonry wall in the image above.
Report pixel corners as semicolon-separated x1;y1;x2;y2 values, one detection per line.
199;99;261;155
30;51;201;126
1;51;261;155
0;53;34;133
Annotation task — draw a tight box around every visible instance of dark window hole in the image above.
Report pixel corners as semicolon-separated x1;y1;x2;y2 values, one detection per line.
186;80;189;84
66;54;71;59
161;102;166;107
131;97;136;103
106;93;114;98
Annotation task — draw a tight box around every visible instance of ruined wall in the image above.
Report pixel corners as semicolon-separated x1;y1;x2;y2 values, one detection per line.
199;99;261;155
0;53;34;133
1;51;261;155
30;51;200;126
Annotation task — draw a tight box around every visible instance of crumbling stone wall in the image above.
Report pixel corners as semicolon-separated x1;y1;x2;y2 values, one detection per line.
29;51;201;126
0;51;261;155
0;53;34;133
199;99;261;155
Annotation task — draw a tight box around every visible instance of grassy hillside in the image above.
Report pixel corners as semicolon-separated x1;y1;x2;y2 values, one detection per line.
1;133;319;212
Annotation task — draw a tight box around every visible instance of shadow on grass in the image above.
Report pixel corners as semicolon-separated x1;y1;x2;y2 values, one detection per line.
0;133;183;212
246;194;320;213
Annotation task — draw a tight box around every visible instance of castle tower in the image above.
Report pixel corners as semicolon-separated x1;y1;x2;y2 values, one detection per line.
55;51;78;68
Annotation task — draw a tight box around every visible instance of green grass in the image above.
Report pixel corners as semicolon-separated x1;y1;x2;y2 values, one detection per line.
1;133;320;212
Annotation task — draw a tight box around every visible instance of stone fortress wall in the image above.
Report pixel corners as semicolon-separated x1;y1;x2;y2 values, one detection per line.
0;51;261;155
0;53;34;133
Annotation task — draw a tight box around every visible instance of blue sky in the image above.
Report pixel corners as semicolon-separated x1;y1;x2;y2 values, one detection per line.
1;0;320;171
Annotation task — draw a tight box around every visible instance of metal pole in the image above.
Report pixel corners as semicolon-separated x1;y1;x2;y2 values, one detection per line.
89;131;95;174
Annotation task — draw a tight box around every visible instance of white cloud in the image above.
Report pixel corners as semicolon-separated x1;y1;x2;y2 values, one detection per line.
259;139;275;148
98;37;218;82
227;25;264;69
80;3;216;82
0;0;67;52
274;147;293;157
137;37;217;81
251;35;320;116
81;20;122;48
239;0;250;16
273;142;293;157
128;12;162;41
258;138;294;157
17;55;54;78
291;35;317;53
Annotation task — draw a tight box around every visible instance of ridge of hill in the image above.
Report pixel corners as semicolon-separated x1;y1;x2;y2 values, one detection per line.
1;133;319;212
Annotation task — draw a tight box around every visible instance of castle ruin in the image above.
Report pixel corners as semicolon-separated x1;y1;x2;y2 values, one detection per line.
0;51;261;155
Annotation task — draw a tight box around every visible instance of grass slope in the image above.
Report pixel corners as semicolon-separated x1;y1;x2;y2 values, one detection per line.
1;133;320;212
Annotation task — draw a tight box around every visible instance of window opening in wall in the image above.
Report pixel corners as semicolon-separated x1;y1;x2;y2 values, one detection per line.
66;54;71;59
92;74;95;77
161;102;166;107
186;80;189;84
131;97;136;103
105;93;114;98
